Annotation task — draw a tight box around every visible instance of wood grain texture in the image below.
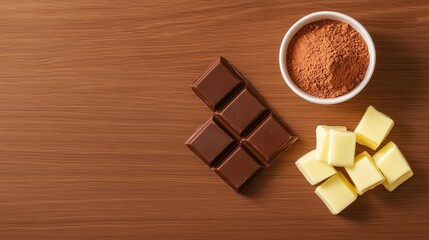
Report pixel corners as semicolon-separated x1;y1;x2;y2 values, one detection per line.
0;0;428;239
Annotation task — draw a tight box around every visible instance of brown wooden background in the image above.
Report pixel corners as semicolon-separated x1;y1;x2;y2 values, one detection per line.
0;0;428;239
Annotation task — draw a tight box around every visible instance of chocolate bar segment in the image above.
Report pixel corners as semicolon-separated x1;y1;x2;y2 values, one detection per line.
185;118;236;167
191;57;245;111
187;56;298;193
243;112;298;163
214;145;265;192
215;86;268;137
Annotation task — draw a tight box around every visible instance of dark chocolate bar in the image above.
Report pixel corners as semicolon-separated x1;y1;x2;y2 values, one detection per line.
186;57;298;193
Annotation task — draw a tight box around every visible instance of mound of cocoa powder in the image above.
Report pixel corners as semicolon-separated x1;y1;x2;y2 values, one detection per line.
286;19;370;98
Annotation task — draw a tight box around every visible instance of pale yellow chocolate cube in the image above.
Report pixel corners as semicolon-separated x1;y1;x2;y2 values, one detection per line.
345;151;385;195
315;172;357;215
295;150;337;185
372;142;413;191
354;106;394;150
328;129;356;167
316;125;347;162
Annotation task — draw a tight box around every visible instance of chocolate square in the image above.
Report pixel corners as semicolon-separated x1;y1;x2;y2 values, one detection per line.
191;57;244;111
186;118;236;167
215;87;268;137
214;145;265;192
243;112;297;163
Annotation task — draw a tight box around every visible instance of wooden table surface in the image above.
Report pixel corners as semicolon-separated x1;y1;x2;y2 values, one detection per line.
0;1;428;239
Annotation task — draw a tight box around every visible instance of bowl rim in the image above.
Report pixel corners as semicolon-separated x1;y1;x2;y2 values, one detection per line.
279;11;376;105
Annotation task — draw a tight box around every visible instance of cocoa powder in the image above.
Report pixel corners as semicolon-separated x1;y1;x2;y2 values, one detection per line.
286;20;370;98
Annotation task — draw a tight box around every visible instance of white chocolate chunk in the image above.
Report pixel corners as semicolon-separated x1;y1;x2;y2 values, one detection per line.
354;106;394;150
345;151;385;195
315;172;357;215
316;125;346;162
372;142;413;192
327;129;356;167
295;150;337;185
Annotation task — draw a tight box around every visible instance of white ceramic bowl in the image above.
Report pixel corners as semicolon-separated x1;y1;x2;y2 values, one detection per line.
279;11;376;104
